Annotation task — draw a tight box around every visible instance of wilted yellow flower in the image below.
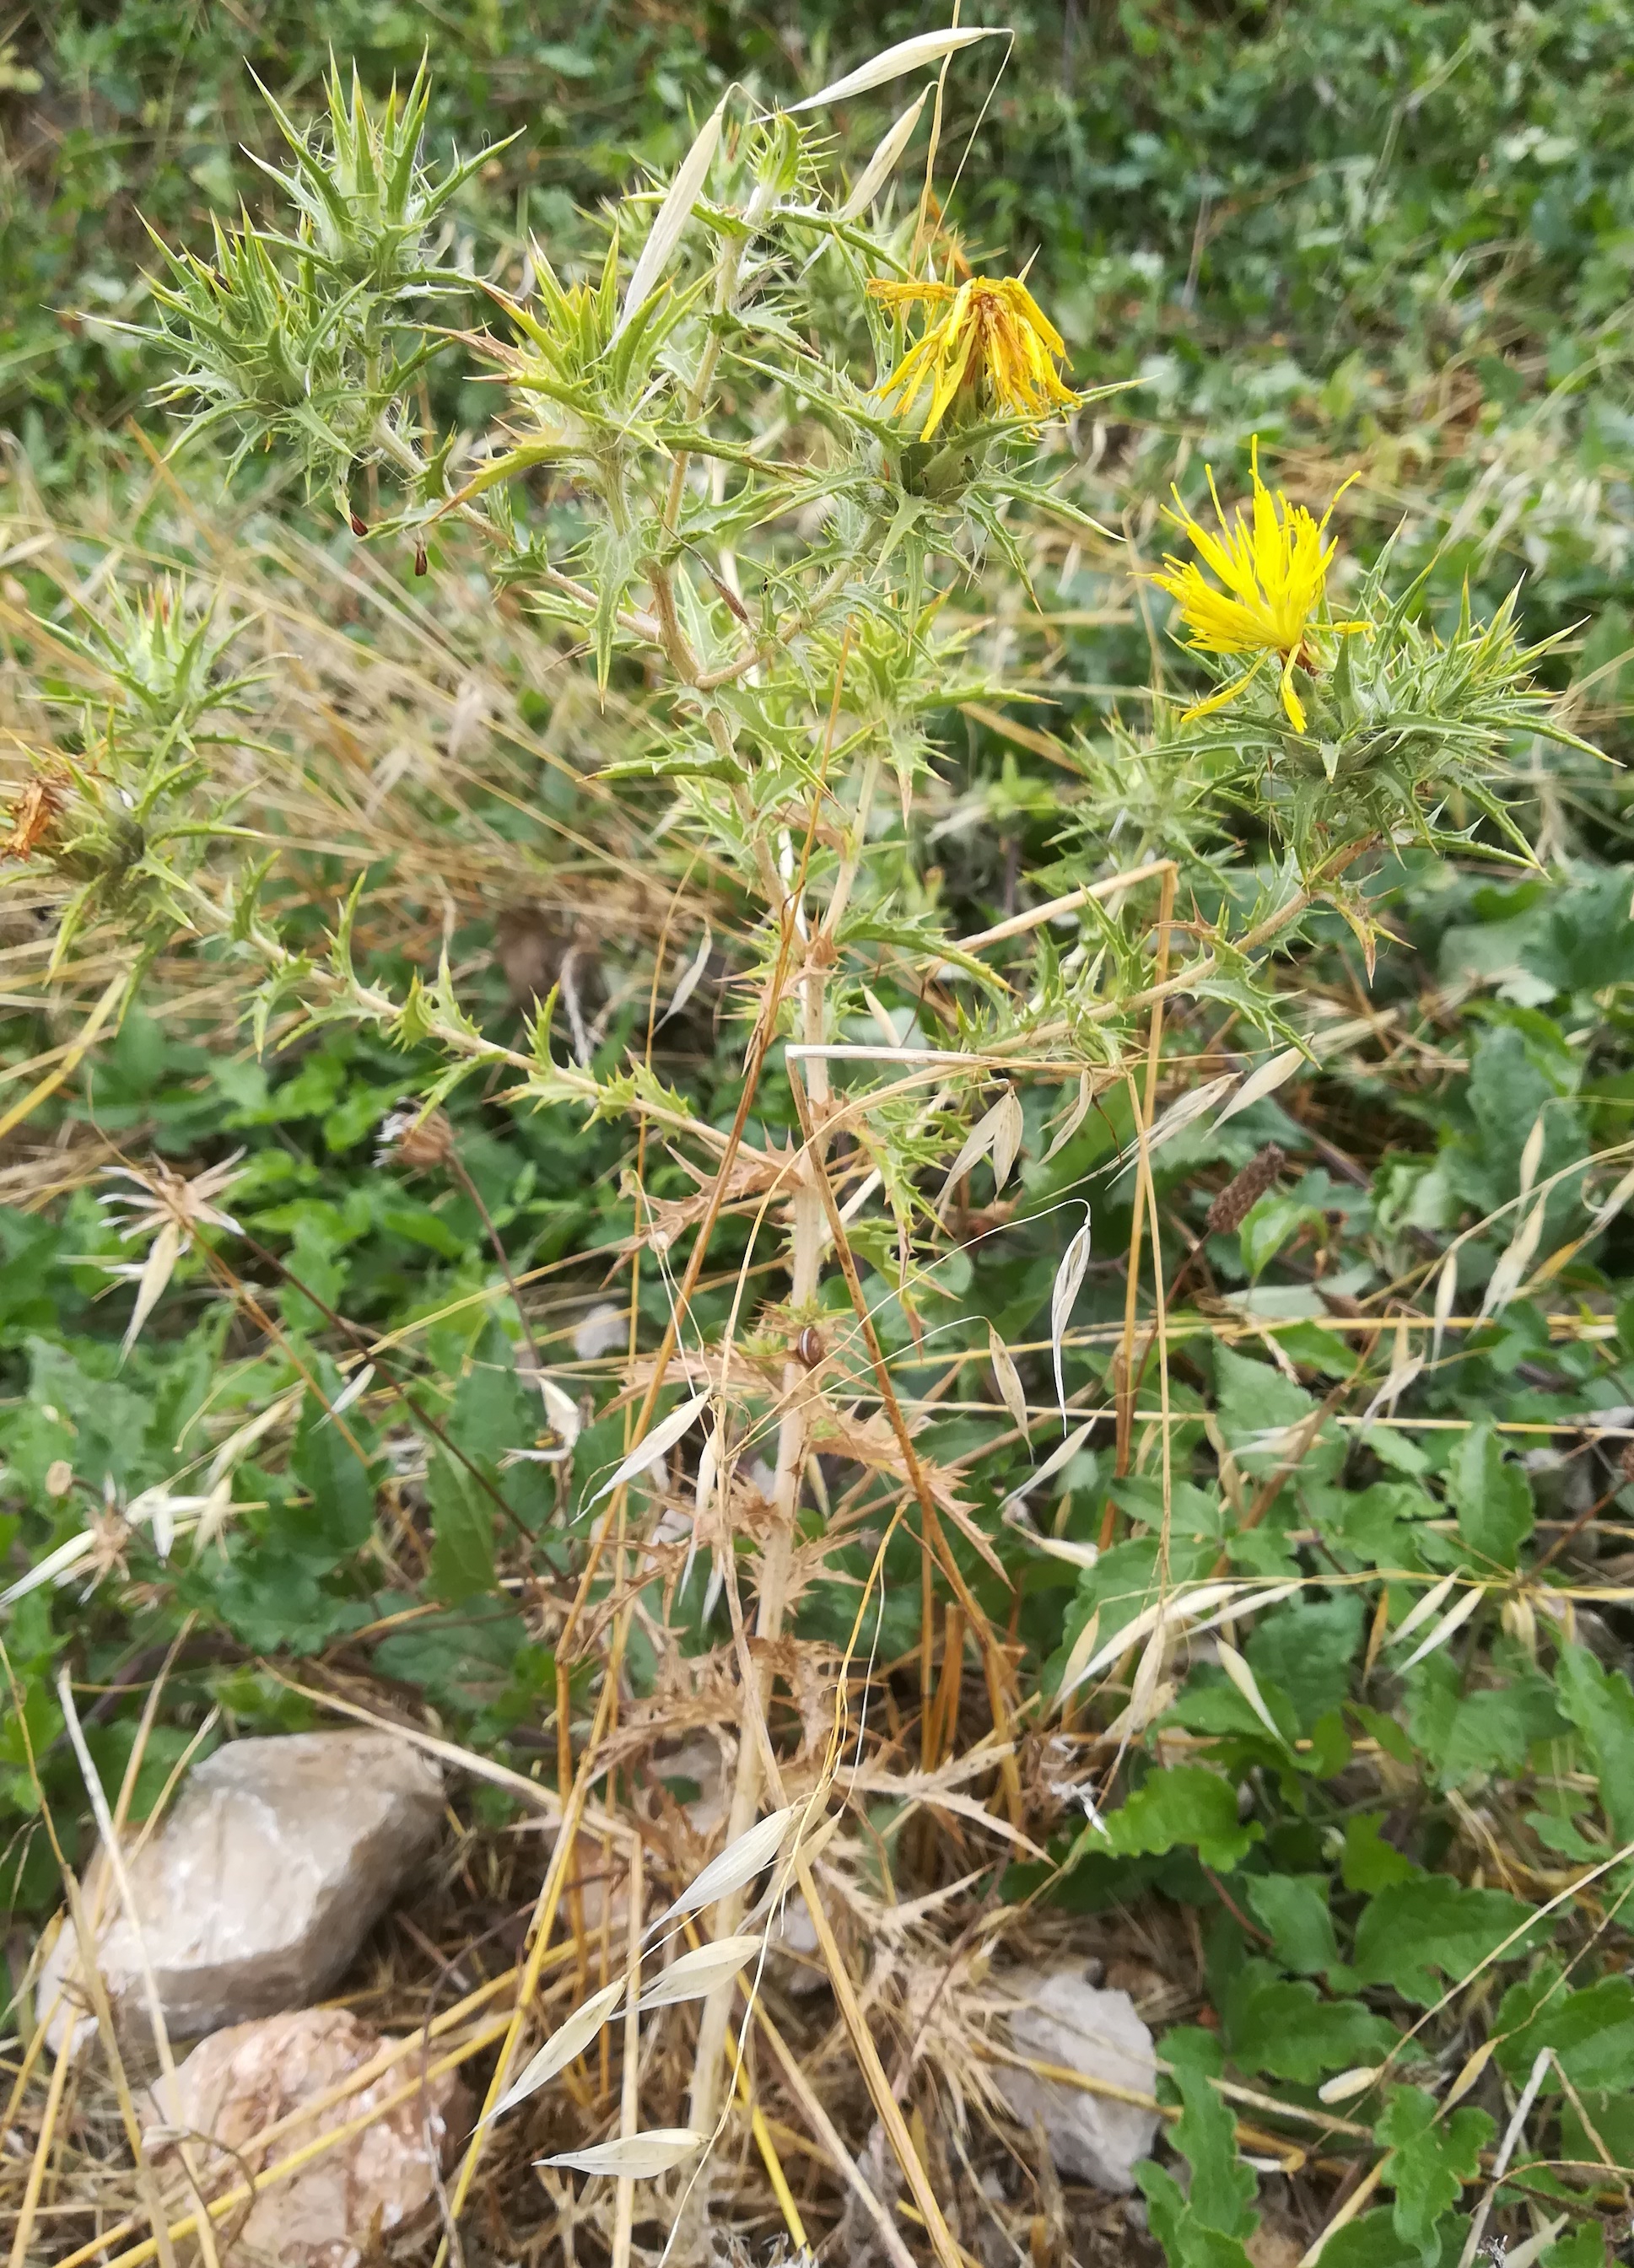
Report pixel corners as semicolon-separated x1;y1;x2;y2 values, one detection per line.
1151;440;1362;732
867;275;1076;439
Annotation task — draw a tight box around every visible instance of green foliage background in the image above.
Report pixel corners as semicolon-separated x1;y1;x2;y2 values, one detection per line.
5;5;1634;2265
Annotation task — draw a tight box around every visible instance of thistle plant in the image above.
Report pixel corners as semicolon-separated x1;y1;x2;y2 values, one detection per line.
139;57;502;502
10;582;264;978
1147;443;1594;875
2;29;1609;2257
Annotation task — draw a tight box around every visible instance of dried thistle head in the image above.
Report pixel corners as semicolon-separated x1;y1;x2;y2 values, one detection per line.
98;1152;245;1356
2;771;66;863
377;1104;457;1171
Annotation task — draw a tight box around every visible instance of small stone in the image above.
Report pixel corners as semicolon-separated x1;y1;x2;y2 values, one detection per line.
995;1965;1162;2192
1246;2217;1304;2268
573;1301;627;1361
143;2007;469;2268
41;1732;443;2050
650;1736;729;1837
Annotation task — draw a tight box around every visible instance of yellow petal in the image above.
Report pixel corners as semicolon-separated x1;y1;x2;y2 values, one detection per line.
866;277;956;307
1279;648;1308;733
1180;655;1265;723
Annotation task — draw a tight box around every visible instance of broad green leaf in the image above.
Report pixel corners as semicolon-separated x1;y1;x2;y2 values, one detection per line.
1050;1536;1216;1695
1245;1595;1364;1731
1238;1193;1304;1281
1447;1420;1534;1569
448;1328;553;1530
1405;1655;1569;1787
1211;1345;1344;1484
1101;1765;1260;1872
1540;2226;1608;2268
427;1447;497;1604
203;1545;372;1656
1137;2028;1257;2266
1223;1963;1399;2086
1493;1965;1634;2093
287;1383;376;1567
1321;2207;1435;2268
1353;1877;1543;2007
1243;1873;1339;1974
1341;1814;1421;1894
1554;1644;1634;1845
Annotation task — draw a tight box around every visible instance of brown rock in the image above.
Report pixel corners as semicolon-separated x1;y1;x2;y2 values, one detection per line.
40;1732;443;2050
143;2007;469;2268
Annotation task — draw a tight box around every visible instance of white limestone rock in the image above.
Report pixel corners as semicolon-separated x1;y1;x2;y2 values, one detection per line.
142;2007;469;2268
40;1731;443;2050
995;1964;1162;2192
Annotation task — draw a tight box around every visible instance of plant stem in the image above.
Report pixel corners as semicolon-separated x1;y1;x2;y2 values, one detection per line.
683;897;830;2146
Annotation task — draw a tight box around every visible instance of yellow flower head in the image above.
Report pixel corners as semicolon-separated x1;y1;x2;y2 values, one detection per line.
866;274;1076;441
1151;439;1362;733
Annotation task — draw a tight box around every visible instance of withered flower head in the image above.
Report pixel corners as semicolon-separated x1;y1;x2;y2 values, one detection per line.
377;1104;456;1172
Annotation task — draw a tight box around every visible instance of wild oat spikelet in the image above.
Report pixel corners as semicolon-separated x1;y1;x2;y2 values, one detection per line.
1205;1143;1286;1235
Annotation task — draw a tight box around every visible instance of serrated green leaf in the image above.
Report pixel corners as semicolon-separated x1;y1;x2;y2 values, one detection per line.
286;1381;376;1568
1376;2086;1492;2266
1447;1419;1534;1569
1554;1645;1634;1845
427;1446;497;1604
1243;1873;1340;1974
1493;1964;1634;2093
1137;2027;1258;2265
1100;1764;1261;1872
1223;1961;1399;2086
1353;1877;1543;2006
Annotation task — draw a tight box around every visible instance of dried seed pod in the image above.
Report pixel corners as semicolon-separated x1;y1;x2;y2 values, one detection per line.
794;1326;826;1369
712;574;751;626
348;512;368;537
1205;1143;1286;1236
377;1105;456;1171
3;774;63;862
